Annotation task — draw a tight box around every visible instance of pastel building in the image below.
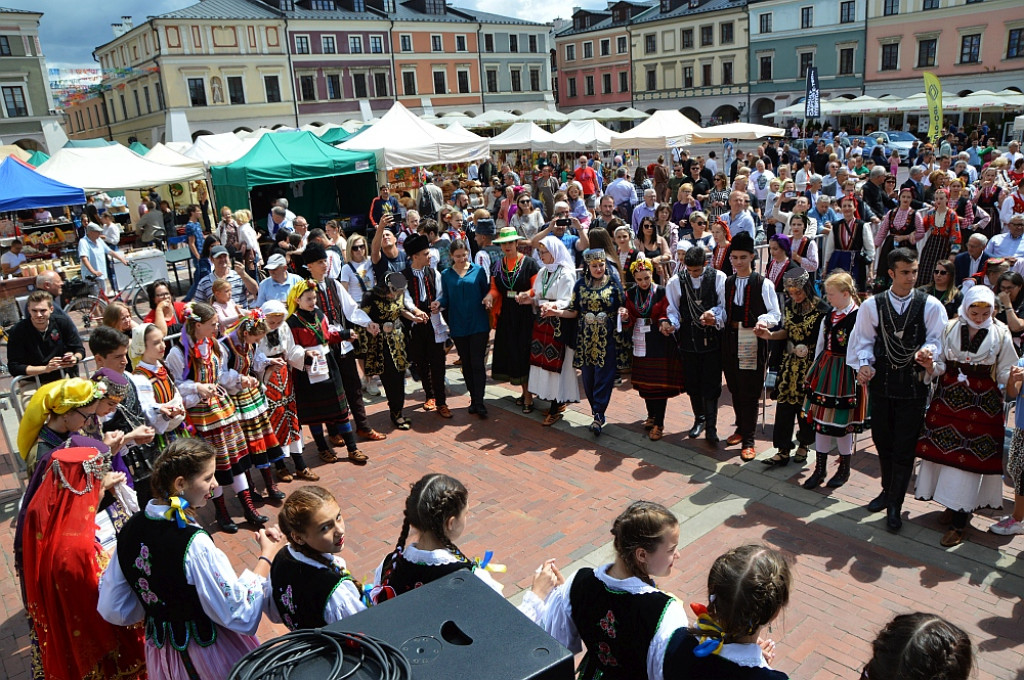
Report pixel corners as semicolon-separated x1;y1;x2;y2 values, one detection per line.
0;7;62;151
748;0;866;123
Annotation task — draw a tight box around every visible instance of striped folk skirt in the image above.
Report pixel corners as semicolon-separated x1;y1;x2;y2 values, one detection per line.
264;363;302;448
230;384;282;466
802;351;870;436
186;392;251;481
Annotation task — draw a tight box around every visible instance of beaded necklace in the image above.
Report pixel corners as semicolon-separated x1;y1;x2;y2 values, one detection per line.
499;255;525;291
296;309;328;345
632;284;656;318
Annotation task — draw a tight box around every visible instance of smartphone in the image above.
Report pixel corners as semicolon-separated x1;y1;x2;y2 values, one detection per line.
556;218;572;227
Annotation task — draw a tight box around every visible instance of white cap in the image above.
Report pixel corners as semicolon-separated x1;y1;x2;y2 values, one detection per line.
264;253;287;270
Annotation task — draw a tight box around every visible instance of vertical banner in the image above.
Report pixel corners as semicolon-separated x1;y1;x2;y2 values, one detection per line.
804;67;820;119
923;71;943;145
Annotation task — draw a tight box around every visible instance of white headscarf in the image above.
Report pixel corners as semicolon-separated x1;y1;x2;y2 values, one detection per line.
540;234;574;274
129;322;154;361
958;284;995;330
261;299;287;317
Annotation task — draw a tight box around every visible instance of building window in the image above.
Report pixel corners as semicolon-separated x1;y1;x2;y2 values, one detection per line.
299;74;316;100
310;0;335;8
0;36;10;56
510;35;518;52
960;34;981;63
370;36;384;53
431;35;442;52
424;0;445;13
600;38;610;56
1010;29;1024;59
722;61;733;85
322;35;336;53
486;69;498;92
129;88;138;114
917;38;936;67
602;72;612;93
433;70;446;94
646;68;656;90
349;36;362;53
456;35;467;52
143;85;152;112
759;13;772;34
511;68;522;91
187;78;207;106
585;75;594;95
617;36;627;53
759;55;772;81
280;0;294;9
353;73;367;98
352;0;365;8
683;65;693;88
402;71;416;95
374;72;388;96
227;76;245;104
294;35;310;54
922;0;938;8
484;34;494;52
881;43;899;70
2;85;27;117
883;0;898;15
681;28;693;49
565;44;575;61
567;77;577;97
264;75;281;102
700;26;713;47
400;34;412;52
583;41;593;58
840;1;855;23
701;63;712;86
457;69;470;93
799;52;814;77
326;73;341;99
645;34;656;54
529;35;538;52
720;22;733;44
619;71;628;91
530;69;541;91
800;7;813;28
839;47;855;74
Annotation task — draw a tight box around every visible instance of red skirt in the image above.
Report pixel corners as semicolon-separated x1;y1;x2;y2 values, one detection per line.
631;353;685;399
264;363;302;447
530;317;567;373
916;367;1004;474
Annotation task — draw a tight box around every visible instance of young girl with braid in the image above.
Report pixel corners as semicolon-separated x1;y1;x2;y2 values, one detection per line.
268;486;367;629
864;613;973;680
539;501;690;680
664;544;791;679
371;473;561;621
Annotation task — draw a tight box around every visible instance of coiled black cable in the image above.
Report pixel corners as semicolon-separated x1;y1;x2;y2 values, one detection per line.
228;629;412;680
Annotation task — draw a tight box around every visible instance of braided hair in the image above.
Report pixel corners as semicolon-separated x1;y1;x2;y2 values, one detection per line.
705;544;792;643
866;613;973;680
150;439;216;507
278;486;360;589
380;474;470;587
610;501;679;586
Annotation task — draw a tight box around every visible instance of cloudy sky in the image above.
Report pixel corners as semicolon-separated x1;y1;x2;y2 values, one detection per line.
29;0;585;69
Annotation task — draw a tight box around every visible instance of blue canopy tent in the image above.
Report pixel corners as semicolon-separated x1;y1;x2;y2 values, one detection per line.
0;156;86;212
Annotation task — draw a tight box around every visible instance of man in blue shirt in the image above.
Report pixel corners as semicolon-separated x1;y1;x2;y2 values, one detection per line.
254;254;302;306
986;216;1024;258
78;222;128;294
631;188;658;234
605;167;636;219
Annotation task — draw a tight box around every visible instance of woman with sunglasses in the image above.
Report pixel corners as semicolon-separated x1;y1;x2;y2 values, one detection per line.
670;184;702;230
919;259;963;319
678;210;716;259
636;217;672;285
511;192;544;257
996;271;1024;355
707;174;730;219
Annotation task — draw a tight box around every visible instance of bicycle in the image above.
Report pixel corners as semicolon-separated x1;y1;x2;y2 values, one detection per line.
64;261;153;339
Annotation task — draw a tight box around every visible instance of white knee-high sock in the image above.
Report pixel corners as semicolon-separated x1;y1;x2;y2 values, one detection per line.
815;433;835;455
232;473;248;493
836;434;853;457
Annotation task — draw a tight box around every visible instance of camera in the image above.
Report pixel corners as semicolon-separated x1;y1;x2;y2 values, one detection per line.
556;218;571;227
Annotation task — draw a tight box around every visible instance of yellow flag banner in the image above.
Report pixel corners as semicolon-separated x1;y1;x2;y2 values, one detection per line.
923;71;943;145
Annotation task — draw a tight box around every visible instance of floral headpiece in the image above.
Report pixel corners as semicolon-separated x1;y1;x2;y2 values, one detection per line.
182;301;201;323
229;308;266;338
630;258;655;276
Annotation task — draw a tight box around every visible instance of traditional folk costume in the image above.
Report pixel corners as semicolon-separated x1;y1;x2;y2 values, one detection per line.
286;280;365;461
528;235;580;424
269;547;366;630
402;234;450;413
539;564;689;680
915;203;962;288
256;300;311;479
130;325;190;456
665;261;726;442
822;215;874;293
572;249;627;435
490;229;541;386
873;200;924;289
361;273;412;427
624;260;684;439
763;270;827;467
166;329;266;530
974;182;1002;238
847;284;948;531
222;310;286;502
664;630;788;680
722;232;782;459
98;500;268;680
801;300;870;489
915;286;1017;544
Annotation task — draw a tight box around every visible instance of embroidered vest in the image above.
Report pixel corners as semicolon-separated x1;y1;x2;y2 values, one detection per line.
402;265;438;313
271;548;353;630
871;290;929;400
725;273;769;328
677;268;721;353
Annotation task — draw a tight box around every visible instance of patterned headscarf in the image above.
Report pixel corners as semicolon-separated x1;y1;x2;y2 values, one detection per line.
286;279;318;318
17;378;102;461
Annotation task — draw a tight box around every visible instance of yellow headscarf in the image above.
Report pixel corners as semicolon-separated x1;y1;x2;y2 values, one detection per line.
286;279;317;318
17;378;101;461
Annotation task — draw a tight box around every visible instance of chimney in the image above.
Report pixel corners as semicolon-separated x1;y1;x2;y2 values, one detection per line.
112;22;124;38
122;15;133;30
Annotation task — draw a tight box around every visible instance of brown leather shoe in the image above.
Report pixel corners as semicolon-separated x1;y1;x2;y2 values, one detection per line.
328;434;346;446
649;425;663;441
437;404;452;419
347;449;369;465
940;527;965;547
275;468;294;483
740;447;757;461
726;432;744;446
643;417;656;431
318;449;338;463
542;411;563;426
294;468;320;481
357;428;387;441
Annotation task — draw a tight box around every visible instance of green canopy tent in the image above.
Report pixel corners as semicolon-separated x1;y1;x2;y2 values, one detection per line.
210;131;376;225
129;141;150;155
317;127;353;145
26;150;49;167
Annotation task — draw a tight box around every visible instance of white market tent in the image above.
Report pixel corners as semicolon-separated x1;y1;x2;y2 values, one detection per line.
164;141;192;154
616;107;651;121
565;109;597;121
549;119;615;151
184;133;257;166
444;121;485;141
487;122;555;150
1014;115;1024;133
610;109;702;148
472;110;519;127
339;101;489;169
37;144;204;192
145;143;207;169
518;108;570;124
692;122;786;142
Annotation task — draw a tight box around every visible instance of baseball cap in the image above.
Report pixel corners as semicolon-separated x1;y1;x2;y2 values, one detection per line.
86;222;103;232
264;253;287;270
211;246;229;258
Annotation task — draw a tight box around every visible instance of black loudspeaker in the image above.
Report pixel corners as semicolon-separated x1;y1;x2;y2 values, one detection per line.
281;571;574;680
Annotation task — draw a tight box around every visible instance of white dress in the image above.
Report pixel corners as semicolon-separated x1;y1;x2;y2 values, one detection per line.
528;265;581;403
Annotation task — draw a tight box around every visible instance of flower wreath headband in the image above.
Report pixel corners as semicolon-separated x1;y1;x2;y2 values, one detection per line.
229;308;266;337
630;258;655;276
182;301;202;323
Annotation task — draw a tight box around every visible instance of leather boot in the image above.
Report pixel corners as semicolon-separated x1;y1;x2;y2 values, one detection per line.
244;470;264;506
688;394;705;438
703;398;720;443
867;492;888;513
259;467;286;502
802;452;829;489
238;490;269;525
885;468;910;531
826;455;852;488
212;495;238;534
